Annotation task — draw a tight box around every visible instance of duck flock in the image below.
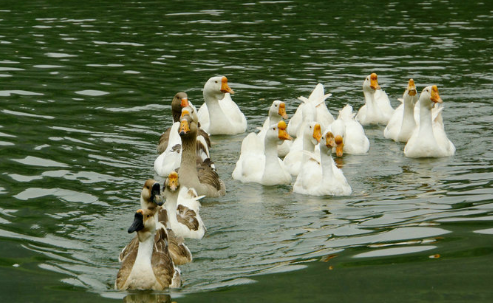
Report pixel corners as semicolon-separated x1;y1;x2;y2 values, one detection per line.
115;73;455;291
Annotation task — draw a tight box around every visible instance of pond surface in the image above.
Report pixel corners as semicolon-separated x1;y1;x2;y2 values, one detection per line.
1;0;493;302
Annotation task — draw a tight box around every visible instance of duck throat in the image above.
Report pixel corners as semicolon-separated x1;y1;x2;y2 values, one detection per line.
363;90;379;119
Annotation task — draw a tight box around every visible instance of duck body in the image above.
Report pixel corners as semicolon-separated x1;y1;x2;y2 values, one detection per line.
337;104;370;154
198;76;247;135
294;131;352;196
356;73;394;125
233;121;292;185
404;86;455;158
384;79;419;143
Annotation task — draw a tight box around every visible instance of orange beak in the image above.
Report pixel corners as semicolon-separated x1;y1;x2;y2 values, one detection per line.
181;109;190;118
179;119;190;135
335;135;344;157
430;85;443;103
277;121;292;140
167;171;179;191
279;102;288;119
370;73;381;90
313;124;322;143
181;97;189;107
325;132;335;148
221;76;234;94
407;79;417;96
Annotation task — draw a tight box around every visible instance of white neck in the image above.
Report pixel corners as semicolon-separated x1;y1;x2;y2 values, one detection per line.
203;91;229;132
320;146;335;181
263;136;283;178
417;98;436;142
363;90;378;117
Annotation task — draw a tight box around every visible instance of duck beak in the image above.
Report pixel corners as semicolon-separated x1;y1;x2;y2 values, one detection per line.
431;85;443;103
181;97;189;108
370;73;381;90
221;76;234;94
325;133;335;148
167;172;179;191
313;124;322;143
181;109;190;118
128;210;145;233
279;102;288;119
151;182;163;206
335;135;344;157
408;79;417;96
179;119;190;135
277;121;292;140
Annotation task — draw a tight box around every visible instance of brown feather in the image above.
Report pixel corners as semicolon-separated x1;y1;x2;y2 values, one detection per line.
116;237;139;289
151;228;176;289
176;205;200;231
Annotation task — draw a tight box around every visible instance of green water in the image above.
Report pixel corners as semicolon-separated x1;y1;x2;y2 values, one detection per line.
1;0;493;302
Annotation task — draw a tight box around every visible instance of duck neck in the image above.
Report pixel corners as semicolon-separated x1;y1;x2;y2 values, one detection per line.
180;132;200;181
204;92;229;131
402;96;417;128
320;147;335;181
264;137;282;174
363;90;378;116
136;230;154;255
301;135;315;164
417;100;436;141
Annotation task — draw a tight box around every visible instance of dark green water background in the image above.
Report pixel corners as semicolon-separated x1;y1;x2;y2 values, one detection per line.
1;0;492;302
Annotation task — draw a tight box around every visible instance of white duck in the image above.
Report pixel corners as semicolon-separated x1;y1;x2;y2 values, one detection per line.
293;131;352;196
257;100;291;157
287;83;334;137
198;76;247;135
154;106;211;177
283;121;322;177
115;208;181;291
333;104;370;155
233;121;292;185
356;73;394;125
384;79;419;142
162;171;206;240
404;85;455;158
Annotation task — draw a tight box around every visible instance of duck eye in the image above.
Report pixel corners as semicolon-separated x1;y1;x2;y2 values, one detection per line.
215;81;218;84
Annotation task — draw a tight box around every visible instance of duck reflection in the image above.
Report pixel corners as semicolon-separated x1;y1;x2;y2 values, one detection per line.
123;291;171;303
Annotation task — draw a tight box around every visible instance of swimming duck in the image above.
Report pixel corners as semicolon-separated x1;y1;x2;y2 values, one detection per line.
293;131;352;196
404;85;456;158
178;113;226;197
287;83;333;137
119;179;192;266
115;208;181;290
356;73;394;125
162;171;206;240
154;106;211;177
233;121;293;185
384;79;419;142
157;92;190;154
197;76;247;135
255;100;291;157
283;121;321;177
329;104;370;156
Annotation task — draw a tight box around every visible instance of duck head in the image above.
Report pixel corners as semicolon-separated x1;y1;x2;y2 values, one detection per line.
171;92;189;122
165;171;180;192
128;208;157;242
270;100;289;120
141;179;163;209
204;76;234;99
363;73;381;92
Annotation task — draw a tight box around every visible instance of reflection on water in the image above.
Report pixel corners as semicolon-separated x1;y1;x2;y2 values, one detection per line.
1;0;493;301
